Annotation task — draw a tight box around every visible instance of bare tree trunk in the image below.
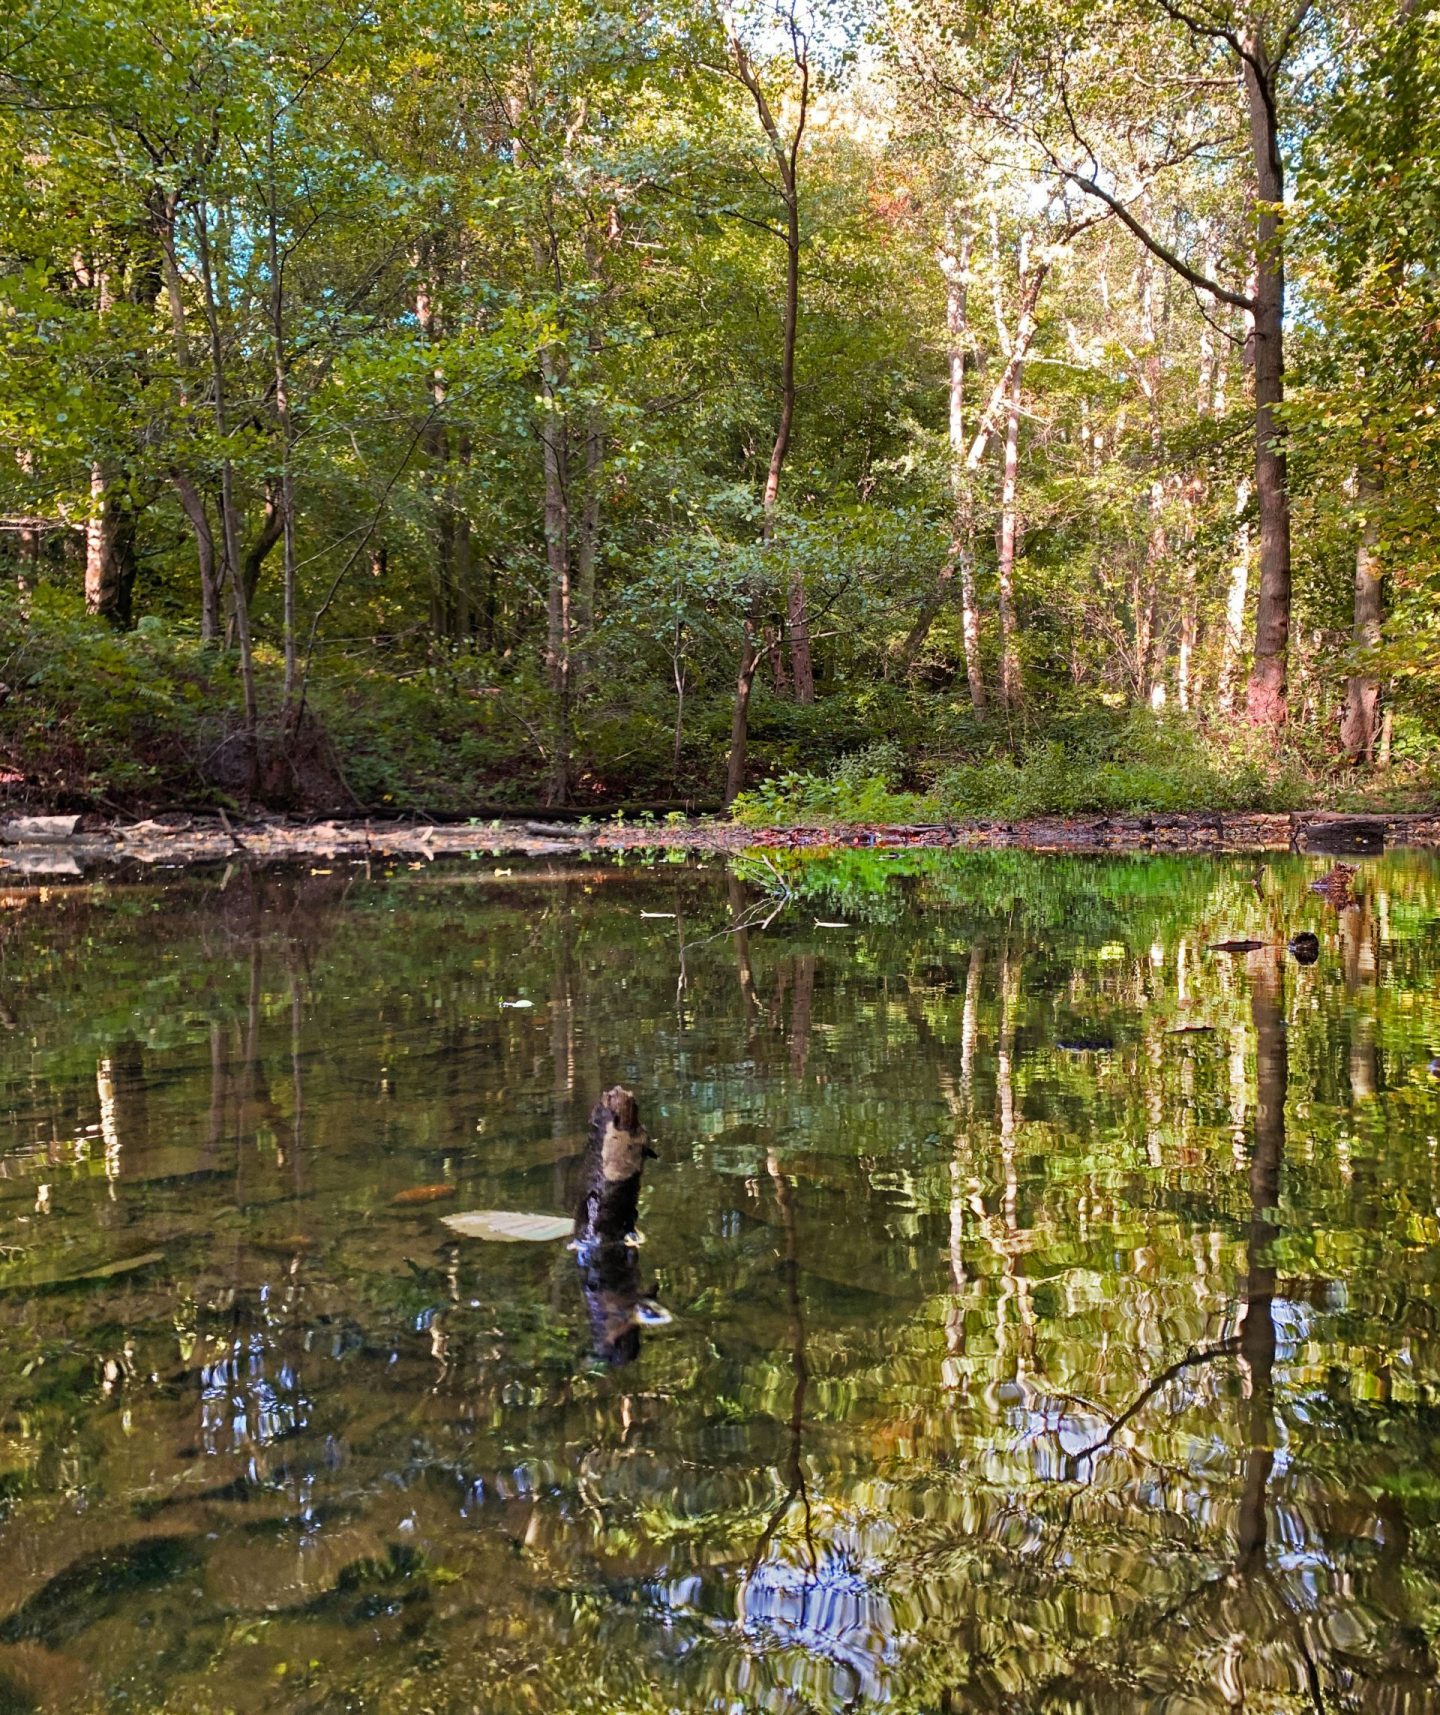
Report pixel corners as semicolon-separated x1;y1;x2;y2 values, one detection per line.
776;162;810;701
1054;31;1292;730
1242;43;1292;729
83;268;136;628
959;548;985;711
241;489;284;610
415;254;459;640
152;191;222;641
671;618;687;786
454;431;473;638
996;364;1023;710
1177;567;1195;711
1340;479;1382;762
266;127;298;707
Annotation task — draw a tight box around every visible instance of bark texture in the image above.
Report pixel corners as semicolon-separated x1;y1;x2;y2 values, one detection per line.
1242;36;1292;729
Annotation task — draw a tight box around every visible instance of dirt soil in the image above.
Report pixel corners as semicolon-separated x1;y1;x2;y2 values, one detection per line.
0;809;1434;875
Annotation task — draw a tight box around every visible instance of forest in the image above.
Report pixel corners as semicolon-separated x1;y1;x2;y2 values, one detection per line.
0;0;1436;817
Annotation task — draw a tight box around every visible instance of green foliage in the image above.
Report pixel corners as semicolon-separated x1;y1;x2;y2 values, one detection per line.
0;591;535;810
934;719;1313;817
0;0;1436;814
732;711;1317;822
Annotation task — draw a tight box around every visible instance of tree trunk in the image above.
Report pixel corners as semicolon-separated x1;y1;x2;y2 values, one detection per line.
172;472;221;642
574;415;602;684
1177;567;1195;711
960;547;985;711
85;465;137;627
777;178;811;701
1137;244;1169;704
945;210;984;710
241;491;284;609
996;364;1023;710
1340;482;1382;762
266;132;298;708
898;238;1048;682
454;431;473;639
671;620;687;786
1242;44;1292;729
83;264;135;628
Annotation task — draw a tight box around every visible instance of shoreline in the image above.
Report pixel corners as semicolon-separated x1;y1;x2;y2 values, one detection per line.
0;808;1434;875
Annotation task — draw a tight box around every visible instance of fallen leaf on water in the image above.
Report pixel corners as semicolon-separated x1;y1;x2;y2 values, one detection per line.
442;1211;574;1243
391;1184;458;1206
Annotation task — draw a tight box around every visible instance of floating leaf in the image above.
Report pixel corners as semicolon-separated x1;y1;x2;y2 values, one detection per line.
391;1183;457;1206
442;1211;573;1243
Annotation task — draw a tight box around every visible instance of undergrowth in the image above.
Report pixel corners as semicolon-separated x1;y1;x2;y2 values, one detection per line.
729;714;1430;824
0;594;1430;819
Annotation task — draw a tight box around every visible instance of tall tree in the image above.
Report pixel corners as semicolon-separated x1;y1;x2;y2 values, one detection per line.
892;0;1314;730
715;1;816;805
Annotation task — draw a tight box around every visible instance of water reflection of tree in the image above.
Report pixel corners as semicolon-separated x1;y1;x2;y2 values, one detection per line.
4;858;1440;1713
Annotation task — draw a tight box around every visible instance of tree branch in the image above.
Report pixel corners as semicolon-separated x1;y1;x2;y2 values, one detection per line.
1058;170;1254;309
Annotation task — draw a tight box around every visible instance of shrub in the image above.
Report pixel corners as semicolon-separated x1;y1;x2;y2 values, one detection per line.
732;710;1317;824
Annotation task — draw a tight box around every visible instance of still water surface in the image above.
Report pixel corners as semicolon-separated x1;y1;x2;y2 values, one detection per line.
2;848;1439;1714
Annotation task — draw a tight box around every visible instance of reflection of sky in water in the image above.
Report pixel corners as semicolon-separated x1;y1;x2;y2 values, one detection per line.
200;1331;310;1455
736;1530;901;1707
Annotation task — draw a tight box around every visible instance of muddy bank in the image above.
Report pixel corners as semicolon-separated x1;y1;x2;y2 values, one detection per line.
0;808;1434;875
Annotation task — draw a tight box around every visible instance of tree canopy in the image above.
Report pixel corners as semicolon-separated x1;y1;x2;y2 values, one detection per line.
0;0;1434;812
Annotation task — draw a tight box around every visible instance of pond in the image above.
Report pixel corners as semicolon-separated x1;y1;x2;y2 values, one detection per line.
1;848;1439;1714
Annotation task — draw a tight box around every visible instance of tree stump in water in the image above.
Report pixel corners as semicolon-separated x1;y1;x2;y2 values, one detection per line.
573;1086;657;1365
